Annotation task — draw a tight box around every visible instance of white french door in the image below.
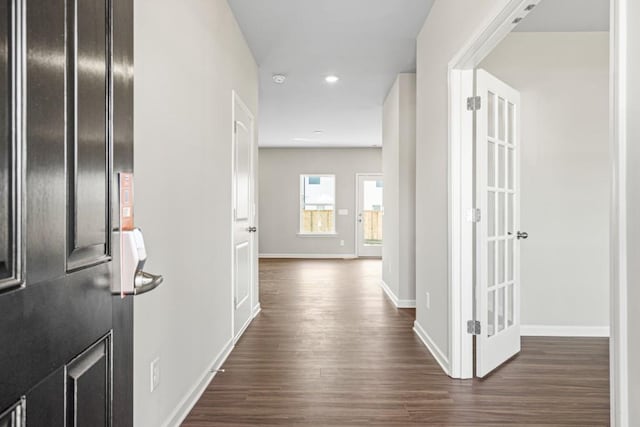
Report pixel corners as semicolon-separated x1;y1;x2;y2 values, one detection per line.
232;92;256;341
356;174;383;257
475;69;522;377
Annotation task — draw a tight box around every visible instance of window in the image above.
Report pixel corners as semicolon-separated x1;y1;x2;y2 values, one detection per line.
299;175;335;234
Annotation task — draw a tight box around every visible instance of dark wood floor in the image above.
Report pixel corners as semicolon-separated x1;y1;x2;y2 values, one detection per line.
183;259;610;426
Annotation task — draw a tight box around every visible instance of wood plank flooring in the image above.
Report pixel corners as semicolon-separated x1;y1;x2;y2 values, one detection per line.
183;259;610;426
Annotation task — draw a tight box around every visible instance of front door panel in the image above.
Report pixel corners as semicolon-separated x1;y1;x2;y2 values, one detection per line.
0;0;134;425
67;0;110;270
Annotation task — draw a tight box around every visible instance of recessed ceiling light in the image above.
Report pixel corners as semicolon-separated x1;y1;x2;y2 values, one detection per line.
325;75;339;84
272;74;287;84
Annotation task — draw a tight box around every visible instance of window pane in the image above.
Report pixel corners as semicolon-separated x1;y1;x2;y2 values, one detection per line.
301;175;335;233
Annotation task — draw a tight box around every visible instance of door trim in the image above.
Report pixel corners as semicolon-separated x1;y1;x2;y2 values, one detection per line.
447;0;547;380
354;173;383;258
610;0;629;424
447;1;623;424
230;90;257;343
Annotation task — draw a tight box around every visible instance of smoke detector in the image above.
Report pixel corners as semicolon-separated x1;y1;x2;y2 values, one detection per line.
272;74;287;84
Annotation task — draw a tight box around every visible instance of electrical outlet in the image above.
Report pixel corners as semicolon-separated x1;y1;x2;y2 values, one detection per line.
339;240;345;247
150;357;160;392
426;292;431;309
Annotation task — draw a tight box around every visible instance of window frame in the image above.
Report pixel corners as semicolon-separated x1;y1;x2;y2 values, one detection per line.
298;174;337;236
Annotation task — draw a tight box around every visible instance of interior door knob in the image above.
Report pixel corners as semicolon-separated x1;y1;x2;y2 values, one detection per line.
516;231;528;240
247;226;257;233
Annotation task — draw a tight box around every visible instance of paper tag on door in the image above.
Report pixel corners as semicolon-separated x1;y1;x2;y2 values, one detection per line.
119;173;134;231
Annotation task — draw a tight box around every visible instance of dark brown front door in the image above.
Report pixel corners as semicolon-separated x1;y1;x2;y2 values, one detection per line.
0;0;133;425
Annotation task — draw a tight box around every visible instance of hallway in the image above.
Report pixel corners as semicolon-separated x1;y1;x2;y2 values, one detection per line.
183;259;609;426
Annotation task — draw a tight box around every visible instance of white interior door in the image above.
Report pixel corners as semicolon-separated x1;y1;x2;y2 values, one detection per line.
356;174;383;257
232;92;255;341
475;69;521;377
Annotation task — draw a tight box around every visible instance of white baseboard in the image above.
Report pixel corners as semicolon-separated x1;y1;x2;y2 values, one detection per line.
380;280;416;308
413;321;450;375
259;253;357;259
252;303;261;318
521;325;610;337
163;338;234;427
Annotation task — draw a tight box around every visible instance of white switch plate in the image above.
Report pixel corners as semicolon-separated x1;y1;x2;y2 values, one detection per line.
150;357;160;392
339;240;345;247
338;209;349;216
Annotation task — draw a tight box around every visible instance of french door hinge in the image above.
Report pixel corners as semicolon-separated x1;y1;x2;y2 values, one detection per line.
467;320;481;335
467;96;481;111
466;208;481;223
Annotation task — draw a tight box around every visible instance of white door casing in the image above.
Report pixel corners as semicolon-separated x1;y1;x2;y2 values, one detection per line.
475;69;521;377
232;92;256;341
356;174;383;257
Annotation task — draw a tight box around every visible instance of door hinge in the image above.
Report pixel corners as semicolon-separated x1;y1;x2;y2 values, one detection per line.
466;208;481;223
467;96;481;111
467;320;481;335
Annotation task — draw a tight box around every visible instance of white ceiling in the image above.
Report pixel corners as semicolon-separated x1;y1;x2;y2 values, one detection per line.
228;0;434;148
515;0;609;32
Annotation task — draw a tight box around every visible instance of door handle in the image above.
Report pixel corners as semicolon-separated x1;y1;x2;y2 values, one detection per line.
516;231;528;240
247;226;257;232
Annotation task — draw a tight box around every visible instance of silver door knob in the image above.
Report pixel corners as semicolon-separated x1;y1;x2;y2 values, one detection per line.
516;231;528;240
247;226;257;232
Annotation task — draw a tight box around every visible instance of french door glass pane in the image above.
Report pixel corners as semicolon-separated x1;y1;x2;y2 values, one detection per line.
498;287;505;332
508;239;514;281
488;91;496;138
498;97;506;141
508;102;515;144
488;142;495;187
498;145;505;189
498;240;505;285
508;193;514;233
498;192;505;236
488;289;496;337
488;241;495;287
507;284;514;327
508;148;514;190
488;191;495;237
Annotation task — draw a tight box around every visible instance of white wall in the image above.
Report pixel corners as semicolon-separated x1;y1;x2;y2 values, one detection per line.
480;32;610;332
415;0;511;372
258;148;381;257
133;1;258;426
382;74;416;304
